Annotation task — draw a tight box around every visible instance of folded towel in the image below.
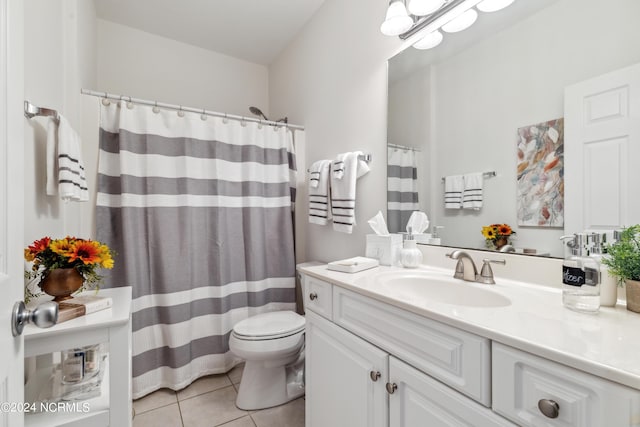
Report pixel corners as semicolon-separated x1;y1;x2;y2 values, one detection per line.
444;175;463;209
462;172;483;210
50;115;89;202
331;151;370;233
308;160;332;225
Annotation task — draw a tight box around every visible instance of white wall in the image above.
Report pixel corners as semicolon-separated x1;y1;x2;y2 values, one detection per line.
269;0;403;263
97;20;269;117
24;0;97;244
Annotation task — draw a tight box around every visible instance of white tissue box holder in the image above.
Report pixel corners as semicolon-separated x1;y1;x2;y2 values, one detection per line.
366;234;402;266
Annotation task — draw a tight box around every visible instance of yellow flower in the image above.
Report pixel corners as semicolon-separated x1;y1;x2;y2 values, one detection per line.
50;238;73;256
481;226;496;240
24;248;35;262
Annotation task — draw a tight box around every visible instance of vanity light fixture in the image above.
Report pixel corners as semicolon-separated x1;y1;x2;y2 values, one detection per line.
413;30;444;49
441;8;478;33
381;0;517;50
407;0;446;16
476;0;514;12
380;0;414;36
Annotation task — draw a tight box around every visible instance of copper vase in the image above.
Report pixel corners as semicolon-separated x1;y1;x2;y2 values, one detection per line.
40;268;84;302
494;237;508;250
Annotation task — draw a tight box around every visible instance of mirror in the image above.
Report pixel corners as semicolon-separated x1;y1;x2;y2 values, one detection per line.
387;0;640;258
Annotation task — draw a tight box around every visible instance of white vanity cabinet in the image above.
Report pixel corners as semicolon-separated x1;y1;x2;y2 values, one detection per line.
303;274;509;427
305;310;388;427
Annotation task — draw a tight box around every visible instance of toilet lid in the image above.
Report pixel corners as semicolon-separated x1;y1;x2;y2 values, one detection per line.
233;311;305;339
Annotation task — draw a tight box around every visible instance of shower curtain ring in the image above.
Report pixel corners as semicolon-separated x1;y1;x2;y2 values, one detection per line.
126;96;134;109
177;106;185;118
200;109;207;121
258;119;263;129
152;101;160;114
101;92;110;106
223;113;229;124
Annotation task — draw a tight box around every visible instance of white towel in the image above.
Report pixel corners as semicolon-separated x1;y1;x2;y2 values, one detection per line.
444;175;463;209
48;115;89;202
308;160;332;225
462;172;484;210
45;118;58;196
331;151;370;233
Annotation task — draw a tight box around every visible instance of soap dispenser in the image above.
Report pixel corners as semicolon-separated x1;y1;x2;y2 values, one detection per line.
401;227;423;268
559;233;600;313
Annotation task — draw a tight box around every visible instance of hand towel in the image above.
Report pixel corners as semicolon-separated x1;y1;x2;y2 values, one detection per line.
444;175;463;209
308;160;332;225
56;115;89;202
462;172;484;210
46;118;58;196
331;151;370;233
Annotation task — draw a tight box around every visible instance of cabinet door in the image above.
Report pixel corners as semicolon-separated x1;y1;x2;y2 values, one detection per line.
305;310;388;427
389;357;515;427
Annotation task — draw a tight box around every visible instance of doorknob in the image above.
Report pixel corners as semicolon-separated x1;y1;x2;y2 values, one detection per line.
12;301;58;337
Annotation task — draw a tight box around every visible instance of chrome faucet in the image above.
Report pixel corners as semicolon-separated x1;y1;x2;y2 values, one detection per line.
446;250;479;282
446;251;506;284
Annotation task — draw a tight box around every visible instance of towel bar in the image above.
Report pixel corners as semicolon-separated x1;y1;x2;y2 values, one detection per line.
441;171;496;182
24;100;59;121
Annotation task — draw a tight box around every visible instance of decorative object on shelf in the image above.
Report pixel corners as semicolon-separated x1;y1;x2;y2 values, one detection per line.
482;223;516;250
601;225;640;313
516;118;564;227
24;236;115;303
380;0;517;51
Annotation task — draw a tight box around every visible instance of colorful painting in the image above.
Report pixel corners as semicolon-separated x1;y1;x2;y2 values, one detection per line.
516;118;564;227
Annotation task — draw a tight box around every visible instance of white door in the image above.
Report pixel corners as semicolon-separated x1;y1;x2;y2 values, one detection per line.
305;310;388;427
0;0;25;426
564;62;640;236
388;357;515;427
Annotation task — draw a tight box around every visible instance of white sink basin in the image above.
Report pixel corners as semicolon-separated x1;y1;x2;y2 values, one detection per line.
358;270;511;308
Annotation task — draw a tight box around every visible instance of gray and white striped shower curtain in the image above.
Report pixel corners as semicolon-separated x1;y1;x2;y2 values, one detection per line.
96;103;297;398
387;147;419;233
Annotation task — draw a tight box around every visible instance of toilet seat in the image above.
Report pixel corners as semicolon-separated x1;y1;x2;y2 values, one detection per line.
232;311;305;341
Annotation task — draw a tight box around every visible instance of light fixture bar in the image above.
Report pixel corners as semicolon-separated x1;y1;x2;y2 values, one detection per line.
399;0;483;40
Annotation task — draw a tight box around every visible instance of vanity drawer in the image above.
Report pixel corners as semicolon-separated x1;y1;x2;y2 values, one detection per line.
492;343;640;427
303;276;333;320
333;286;491;406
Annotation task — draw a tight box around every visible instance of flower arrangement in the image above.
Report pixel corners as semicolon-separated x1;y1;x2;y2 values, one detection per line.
24;236;114;302
482;223;516;249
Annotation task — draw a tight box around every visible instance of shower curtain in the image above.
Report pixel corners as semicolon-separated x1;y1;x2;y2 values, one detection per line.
96;103;297;398
387;146;419;233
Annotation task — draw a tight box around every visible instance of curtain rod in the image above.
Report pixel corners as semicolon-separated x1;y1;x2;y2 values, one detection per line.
388;143;421;152
80;89;305;131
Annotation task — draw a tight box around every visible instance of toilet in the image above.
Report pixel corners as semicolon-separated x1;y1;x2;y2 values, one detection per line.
228;310;306;410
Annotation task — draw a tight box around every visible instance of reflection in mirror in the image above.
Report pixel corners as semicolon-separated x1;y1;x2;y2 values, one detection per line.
387;0;640;258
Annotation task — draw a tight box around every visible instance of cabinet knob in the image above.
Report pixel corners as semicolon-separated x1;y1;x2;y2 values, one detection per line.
538;399;560;419
309;292;318;301
370;371;381;382
385;382;397;394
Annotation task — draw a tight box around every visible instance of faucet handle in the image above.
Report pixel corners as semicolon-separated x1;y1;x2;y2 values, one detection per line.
479;259;506;284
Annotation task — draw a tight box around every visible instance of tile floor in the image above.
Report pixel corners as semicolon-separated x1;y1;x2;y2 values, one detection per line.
132;364;305;427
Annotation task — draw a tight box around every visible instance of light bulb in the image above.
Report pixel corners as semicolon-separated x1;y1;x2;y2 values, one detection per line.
407;0;445;16
413;30;443;49
477;0;515;12
442;9;478;33
380;1;413;36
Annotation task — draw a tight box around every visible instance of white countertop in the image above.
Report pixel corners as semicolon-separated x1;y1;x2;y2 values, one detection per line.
299;264;640;390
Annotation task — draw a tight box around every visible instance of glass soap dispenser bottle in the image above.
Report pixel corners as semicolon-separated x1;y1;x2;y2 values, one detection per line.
401;227;423;268
560;233;601;313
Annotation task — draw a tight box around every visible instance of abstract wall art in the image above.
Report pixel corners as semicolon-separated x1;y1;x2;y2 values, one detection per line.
516;118;564;227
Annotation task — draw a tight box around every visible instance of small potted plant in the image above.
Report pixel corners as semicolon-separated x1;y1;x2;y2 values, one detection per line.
602;225;640;313
482;223;516;250
24;236;114;303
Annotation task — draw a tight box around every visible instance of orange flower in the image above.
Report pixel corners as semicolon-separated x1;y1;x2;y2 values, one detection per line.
24;248;35;262
68;240;102;265
27;237;51;255
497;224;513;236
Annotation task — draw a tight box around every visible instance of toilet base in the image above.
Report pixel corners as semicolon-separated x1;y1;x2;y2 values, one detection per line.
236;357;305;410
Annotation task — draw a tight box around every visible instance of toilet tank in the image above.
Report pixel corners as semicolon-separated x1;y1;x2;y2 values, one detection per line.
296;262;323;314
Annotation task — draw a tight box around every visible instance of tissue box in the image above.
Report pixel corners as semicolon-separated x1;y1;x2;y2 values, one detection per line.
366;234;402;266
